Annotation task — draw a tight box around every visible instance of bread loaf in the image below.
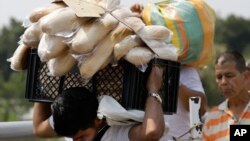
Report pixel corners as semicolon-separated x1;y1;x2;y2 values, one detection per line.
71;8;132;54
114;35;144;61
72;14;114;53
22;22;43;47
47;50;77;76
124;16;145;32
99;56;112;70
124;47;154;66
79;23;132;79
7;44;31;71
40;7;81;36
135;25;175;59
28;2;66;23
150;44;178;61
137;25;172;41
38;34;68;62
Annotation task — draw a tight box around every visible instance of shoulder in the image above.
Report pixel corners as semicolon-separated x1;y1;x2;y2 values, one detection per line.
180;66;200;81
203;106;223;125
180;66;199;76
204;99;228;120
180;66;201;82
180;66;204;92
205;107;220;118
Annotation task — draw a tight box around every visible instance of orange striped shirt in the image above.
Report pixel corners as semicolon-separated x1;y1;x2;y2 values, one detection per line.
202;100;250;141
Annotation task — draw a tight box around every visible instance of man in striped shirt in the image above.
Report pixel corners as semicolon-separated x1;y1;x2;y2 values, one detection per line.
202;50;250;141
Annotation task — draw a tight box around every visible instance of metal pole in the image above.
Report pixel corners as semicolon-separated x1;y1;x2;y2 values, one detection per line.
0;121;35;139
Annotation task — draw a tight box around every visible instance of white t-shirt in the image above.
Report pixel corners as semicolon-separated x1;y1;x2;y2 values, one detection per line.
100;66;204;141
164;66;205;140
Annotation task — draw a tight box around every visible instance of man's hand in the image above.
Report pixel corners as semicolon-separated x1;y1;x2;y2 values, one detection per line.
130;3;144;17
147;64;164;94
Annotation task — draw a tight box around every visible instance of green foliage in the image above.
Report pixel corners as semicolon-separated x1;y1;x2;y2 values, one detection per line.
215;15;250;53
0;72;32;121
0;18;29;122
0;18;25;80
242;44;250;60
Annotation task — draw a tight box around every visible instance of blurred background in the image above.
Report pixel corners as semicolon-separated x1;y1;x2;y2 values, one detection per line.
0;0;250;140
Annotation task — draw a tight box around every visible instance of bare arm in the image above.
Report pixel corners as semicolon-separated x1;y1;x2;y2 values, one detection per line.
129;65;165;141
33;102;58;137
179;83;207;116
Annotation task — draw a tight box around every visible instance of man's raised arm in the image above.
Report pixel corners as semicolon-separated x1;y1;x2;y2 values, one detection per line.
33;102;57;137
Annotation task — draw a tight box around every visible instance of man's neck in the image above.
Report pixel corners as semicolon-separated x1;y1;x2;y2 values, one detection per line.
97;119;107;132
228;91;250;117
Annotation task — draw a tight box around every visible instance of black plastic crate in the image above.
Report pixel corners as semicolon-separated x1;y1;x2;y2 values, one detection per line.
25;48;180;114
122;58;181;114
25;49;124;103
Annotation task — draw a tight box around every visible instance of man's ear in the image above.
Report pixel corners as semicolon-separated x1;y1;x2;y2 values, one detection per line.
95;117;103;126
243;70;250;79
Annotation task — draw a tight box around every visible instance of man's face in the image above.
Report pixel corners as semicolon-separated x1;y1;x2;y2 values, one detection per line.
215;61;245;99
72;127;97;141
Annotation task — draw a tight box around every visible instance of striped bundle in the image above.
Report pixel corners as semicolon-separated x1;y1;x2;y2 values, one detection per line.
141;0;216;68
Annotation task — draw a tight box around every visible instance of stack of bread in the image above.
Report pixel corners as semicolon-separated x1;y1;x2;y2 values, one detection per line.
7;0;177;80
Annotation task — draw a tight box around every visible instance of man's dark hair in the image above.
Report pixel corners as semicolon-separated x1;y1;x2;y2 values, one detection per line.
51;87;99;137
215;50;247;72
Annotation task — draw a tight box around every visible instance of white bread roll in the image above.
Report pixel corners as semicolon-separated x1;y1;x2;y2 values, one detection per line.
150;44;178;61
79;23;132;79
71;8;133;54
28;2;66;23
7;44;31;71
38;34;69;62
47;50;77;76
124;47;154;66
138;25;172;41
99;56;112;70
22;22;43;48
124;16;145;32
40;7;81;36
135;25;175;59
114;34;143;61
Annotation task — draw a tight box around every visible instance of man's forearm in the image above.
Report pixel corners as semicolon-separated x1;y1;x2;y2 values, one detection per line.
33;102;57;137
33;103;51;126
129;96;165;141
143;96;165;138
